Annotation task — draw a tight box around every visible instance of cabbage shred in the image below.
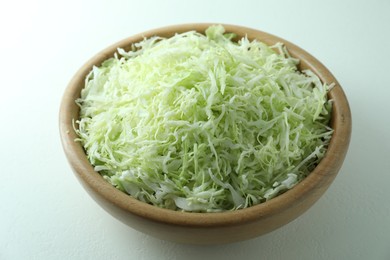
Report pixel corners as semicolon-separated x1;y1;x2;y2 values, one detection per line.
76;25;333;212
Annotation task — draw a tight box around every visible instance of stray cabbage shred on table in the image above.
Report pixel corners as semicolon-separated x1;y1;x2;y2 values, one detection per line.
75;25;333;212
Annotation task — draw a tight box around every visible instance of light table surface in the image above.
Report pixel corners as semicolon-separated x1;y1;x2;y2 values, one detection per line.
1;0;389;259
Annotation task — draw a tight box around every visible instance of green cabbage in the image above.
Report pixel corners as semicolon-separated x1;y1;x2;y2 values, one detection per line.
75;25;333;212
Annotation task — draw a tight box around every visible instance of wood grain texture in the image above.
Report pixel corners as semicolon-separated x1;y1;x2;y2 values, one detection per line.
59;23;352;245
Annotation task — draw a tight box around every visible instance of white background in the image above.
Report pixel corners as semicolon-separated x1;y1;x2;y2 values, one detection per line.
1;0;389;259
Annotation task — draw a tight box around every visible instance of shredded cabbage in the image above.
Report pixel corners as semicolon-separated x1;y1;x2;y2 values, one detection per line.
75;25;333;212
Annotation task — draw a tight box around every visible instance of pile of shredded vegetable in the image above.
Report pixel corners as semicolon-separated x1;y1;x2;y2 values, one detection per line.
75;25;333;212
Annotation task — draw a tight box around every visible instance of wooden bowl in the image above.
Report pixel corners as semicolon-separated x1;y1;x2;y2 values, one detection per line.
59;23;351;245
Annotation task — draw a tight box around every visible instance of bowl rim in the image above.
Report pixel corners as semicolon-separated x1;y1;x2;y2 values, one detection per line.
59;23;351;227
